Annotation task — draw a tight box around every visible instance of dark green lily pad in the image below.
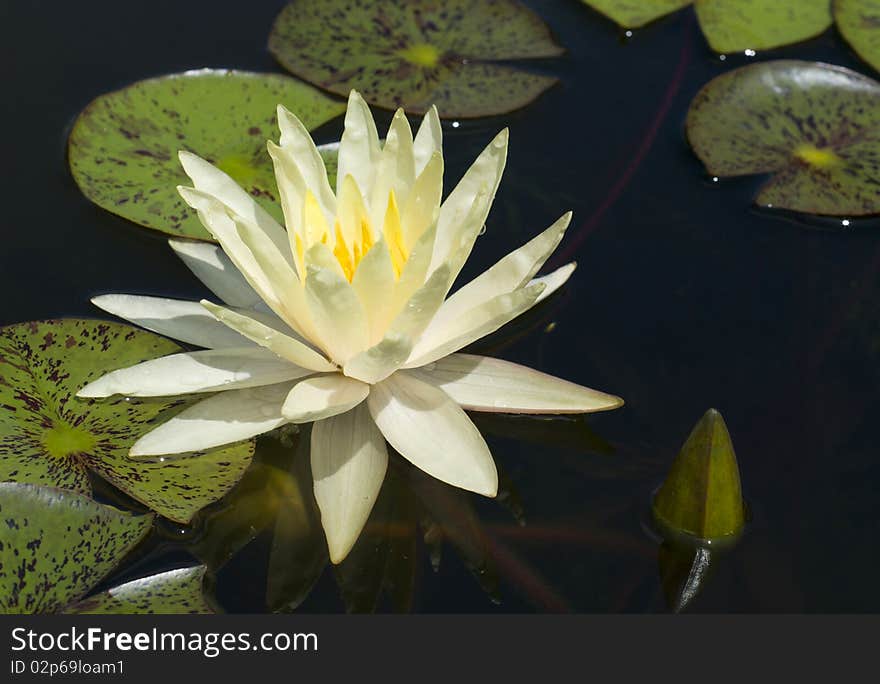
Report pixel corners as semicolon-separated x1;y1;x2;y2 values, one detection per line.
0;483;153;614
695;0;831;54
68;69;345;240
686;60;880;216
835;0;880;74
317;142;340;191
268;0;563;117
653;409;745;542
0;320;254;523
579;0;690;29
66;566;215;614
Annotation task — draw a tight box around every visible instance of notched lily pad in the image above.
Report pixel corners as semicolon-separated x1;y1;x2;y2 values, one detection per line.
268;0;564;117
0;483;153;614
66;566;215;614
686;60;880;216
68;69;345;239
579;0;691;29
835;0;880;74
0;320;254;522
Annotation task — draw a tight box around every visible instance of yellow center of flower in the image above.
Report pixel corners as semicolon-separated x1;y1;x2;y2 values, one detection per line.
793;144;841;169
398;43;441;68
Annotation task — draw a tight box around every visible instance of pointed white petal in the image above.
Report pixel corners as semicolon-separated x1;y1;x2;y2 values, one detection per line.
311;403;388;563
412;354;623;414
168;238;264;310
433;212;572;328
304;257;369;364
401;152;443;253
276;104;336;217
336;91;381;198
77;347;310;398
178;151;291;260
201;301;335;372
343;332;412;385
530;262;577;304
390;222;438;319
129;382;295;456
91;294;251;349
406;282;545;368
413;105;442;176
430;129;508;272
281;373;369;423
369;109;415;228
367;372;497;496
351;240;395;343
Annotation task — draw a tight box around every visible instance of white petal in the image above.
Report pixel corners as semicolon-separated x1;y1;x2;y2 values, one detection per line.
91;294;251;349
367;372;497;496
77;347;310;398
178;151;291;260
343;332;412;385
530;262;577;304
168;238;264;310
276;104;336;218
129;382;295;456
336;91;381;199
369;109;415;228
351;240;395;343
281;373;369;423
201;300;335;372
304;257;369;364
430;129;508;273
413;105;442;176
401;152;443;253
311;403;388;563
433;212;571;328
406;282;545;368
411;354;623;414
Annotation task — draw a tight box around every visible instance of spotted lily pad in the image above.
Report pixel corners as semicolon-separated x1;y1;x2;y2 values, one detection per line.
268;0;564;117
0;483;153;614
66;566;215;614
579;0;691;29
0;320;254;522
686;60;880;216
835;0;880;74
68;70;345;240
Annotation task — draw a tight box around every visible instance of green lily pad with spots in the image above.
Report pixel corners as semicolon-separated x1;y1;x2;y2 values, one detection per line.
0;482;153;614
66;566;215;614
267;0;564;118
0;319;255;523
68;69;345;240
835;0;880;74
317;142;340;191
686;60;880;216
695;0;831;54
579;0;691;29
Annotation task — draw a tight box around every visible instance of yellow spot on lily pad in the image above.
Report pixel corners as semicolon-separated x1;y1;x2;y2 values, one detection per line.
42;423;97;459
398;43;442;68
794;143;842;168
216;154;261;187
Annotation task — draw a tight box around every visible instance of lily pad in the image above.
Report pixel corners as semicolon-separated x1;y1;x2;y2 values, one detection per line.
267;0;564;117
695;0;831;54
68;69;345;240
686;60;880;216
652;409;745;542
66;566;215;614
835;0;880;74
579;0;691;29
0;483;153;614
0;320;254;523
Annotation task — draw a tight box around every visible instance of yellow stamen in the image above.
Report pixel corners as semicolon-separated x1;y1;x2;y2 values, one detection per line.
333;222;355;281
383;191;408;278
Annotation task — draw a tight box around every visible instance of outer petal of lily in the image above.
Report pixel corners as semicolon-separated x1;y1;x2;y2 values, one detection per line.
530;262;577;304
367;372;497;497
77;347;310;398
168;238;265;310
281;374;369;423
405;282;545;368
201;301;335;372
401;152;443;254
413;105;442;176
277;104;336;219
429;129;508;273
90;294;250;350
433;212;572;328
129;382;295;456
311;403;388;563
178;151;292;262
304;253;369;364
411;354;624;414
351;240;395;343
336;91;381;199
369;109;415;229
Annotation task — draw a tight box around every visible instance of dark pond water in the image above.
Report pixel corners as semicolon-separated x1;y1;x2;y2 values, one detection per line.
4;0;880;612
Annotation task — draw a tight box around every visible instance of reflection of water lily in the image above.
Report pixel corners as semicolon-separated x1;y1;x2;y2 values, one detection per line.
79;91;623;562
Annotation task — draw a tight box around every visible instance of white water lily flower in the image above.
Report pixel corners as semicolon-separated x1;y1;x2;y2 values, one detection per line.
79;91;623;563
